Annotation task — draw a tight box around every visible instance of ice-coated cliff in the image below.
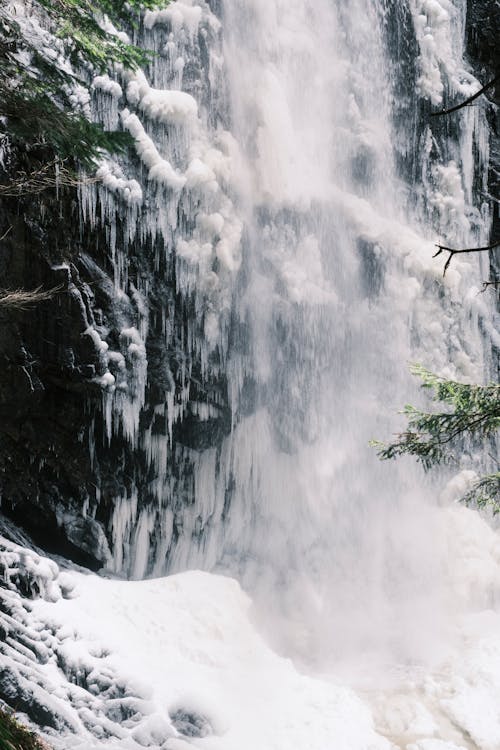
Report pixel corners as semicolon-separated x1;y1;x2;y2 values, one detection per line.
0;0;499;748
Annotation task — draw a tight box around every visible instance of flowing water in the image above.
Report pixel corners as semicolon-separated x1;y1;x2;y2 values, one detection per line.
82;0;495;658
83;0;495;675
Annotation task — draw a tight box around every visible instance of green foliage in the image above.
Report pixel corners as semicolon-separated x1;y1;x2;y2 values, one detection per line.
36;0;165;71
0;77;131;168
0;0;168;169
372;364;500;511
0;708;50;749
462;472;500;515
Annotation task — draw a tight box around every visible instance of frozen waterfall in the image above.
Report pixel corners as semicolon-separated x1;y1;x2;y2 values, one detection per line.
81;0;495;668
1;1;499;748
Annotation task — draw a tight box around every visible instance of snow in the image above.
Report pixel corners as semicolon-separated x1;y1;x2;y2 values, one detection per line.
18;567;385;750
185;158;217;190
95;371;115;389
0;537;62;602
2;508;500;750
96;164;143;206
83;327;109;354
92;75;123;99
125;71;198;125
99;15;130;45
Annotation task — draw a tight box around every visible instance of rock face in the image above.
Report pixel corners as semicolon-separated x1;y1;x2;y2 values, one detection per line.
0;171;108;570
0;166;233;571
466;0;500;371
466;1;500;89
0;0;238;575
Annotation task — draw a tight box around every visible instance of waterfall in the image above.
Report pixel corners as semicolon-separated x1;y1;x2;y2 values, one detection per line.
201;0;494;671
77;0;495;669
2;1;500;747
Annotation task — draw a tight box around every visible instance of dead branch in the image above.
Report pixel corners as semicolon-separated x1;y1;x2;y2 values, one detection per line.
0;159;98;197
433;240;500;276
0;225;12;242
480;279;500;294
0;285;63;310
430;76;499;117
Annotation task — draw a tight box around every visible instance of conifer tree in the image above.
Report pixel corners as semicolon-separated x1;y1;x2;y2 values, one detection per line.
0;0;167;170
372;365;500;513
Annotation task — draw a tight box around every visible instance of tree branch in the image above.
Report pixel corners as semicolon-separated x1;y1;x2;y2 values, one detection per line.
0;285;63;310
433;240;500;276
430;75;499;117
0;225;12;242
0;160;98;197
481;278;500;294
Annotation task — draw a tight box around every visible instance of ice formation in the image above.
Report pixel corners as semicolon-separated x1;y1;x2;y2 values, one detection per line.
71;0;494;590
1;0;500;748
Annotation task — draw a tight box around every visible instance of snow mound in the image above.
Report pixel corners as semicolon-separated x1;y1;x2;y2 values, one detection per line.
28;569;389;750
2;519;500;750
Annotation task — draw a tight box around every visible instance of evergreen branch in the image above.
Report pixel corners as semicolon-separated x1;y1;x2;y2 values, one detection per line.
373;366;500;470
462;473;500;514
0;82;133;167
36;0;169;71
0;0;167;167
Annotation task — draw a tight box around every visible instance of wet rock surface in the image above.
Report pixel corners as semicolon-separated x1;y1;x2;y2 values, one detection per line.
0;159;231;572
466;0;500;369
466;0;500;91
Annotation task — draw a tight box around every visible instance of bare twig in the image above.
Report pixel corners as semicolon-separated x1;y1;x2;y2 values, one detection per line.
0;159;98;197
430;75;499;117
0;285;63;310
433;240;500;276
480;279;500;294
0;225;12;242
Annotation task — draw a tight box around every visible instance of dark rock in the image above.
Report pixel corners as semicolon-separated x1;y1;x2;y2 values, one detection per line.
0;668;61;730
357;239;384;298
170;708;213;738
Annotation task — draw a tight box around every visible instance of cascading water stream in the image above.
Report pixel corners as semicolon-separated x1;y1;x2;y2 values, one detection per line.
132;0;493;674
1;1;499;748
197;0;441;669
80;0;495;668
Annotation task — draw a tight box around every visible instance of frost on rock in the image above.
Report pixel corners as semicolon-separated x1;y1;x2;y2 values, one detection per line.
409;0;479;106
77;0;240;475
0;537;69;602
0;538;392;750
0;540;169;748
